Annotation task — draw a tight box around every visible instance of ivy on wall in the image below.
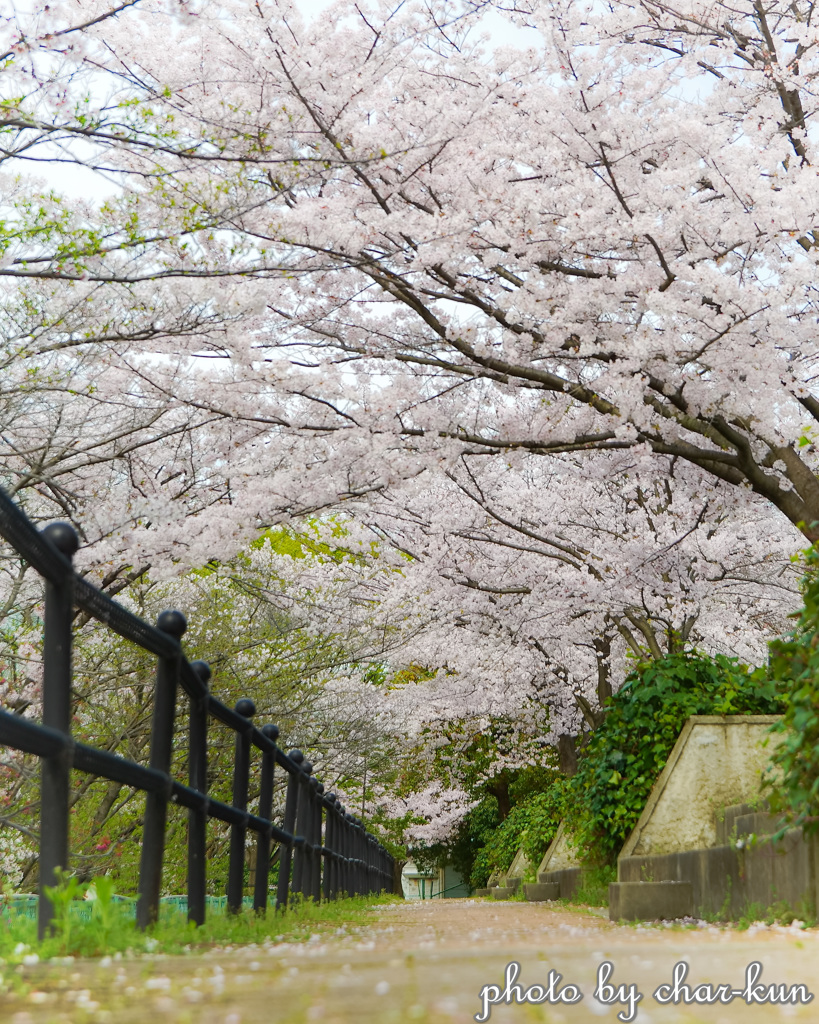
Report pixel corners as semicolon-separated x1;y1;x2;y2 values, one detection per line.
767;548;819;833
566;652;783;865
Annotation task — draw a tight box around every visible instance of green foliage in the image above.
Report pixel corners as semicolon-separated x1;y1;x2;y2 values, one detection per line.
42;869;85;950
468;785;565;888
570;864;616;906
433;765;565;889
568;652;783;865
87;875;118;944
767;546;819;831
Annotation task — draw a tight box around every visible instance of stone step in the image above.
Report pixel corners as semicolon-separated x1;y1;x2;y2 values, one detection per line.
537;867;584;898
499;876;521;892
473;888;492;897
491;886;517;900
609;881;693;922
523;882;560;902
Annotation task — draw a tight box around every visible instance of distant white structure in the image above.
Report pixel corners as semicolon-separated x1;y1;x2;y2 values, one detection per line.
401;861;471;899
401;860;441;899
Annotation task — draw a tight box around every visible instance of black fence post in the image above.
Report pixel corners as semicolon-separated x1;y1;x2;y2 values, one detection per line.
227;698;255;913
253;722;278;914
382;846;391;893
353;816;364;895
349;812;358;895
362;823;370;894
351;816;359;895
324;794;336;900
311;780;323;902
333;798;343;898
276;749;303;911
292;759;313;897
38;522;78;941
348;813;356;895
187;660;211;927
136;609;187;930
338;804;349;896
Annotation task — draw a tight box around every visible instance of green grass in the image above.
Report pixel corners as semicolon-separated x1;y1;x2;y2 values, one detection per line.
0;881;401;965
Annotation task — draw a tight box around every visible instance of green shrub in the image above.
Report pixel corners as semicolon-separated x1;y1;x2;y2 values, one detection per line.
567;651;782;865
468;784;566;888
767;547;819;832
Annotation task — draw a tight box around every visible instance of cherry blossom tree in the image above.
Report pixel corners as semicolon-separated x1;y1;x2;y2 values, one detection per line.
270;453;797;767
10;0;811;537
2;0;817;850
3;0;819;554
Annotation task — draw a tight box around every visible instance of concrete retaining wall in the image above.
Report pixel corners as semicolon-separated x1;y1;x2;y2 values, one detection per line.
536;821;581;875
611;716;817;920
621;715;782;859
618;825;818;920
504;846;531;884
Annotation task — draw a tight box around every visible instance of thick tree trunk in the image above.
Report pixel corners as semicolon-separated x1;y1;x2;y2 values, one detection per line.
558;734;578;777
594;633;613;708
93;780;123;830
488;774;512;819
392;858;406;896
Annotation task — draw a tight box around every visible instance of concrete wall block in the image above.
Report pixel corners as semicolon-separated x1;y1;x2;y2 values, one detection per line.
523;882;560;902
622;716;783;859
618;833;817;920
536;821;583;875
732;811;783;838
506;847;530;880
609;881;693;921
499;875;521;892
491;886;517;900
538;867;584;898
716;803;759;845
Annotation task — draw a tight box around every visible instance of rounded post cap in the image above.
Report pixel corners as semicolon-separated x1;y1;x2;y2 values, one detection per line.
42;521;79;557
261;723;279;741
327;793;337;804
302;761;314;775
317;783;324;795
288;749;304;765
235;697;256;718
190;660;211;685
157;609;187;638
309;777;319;791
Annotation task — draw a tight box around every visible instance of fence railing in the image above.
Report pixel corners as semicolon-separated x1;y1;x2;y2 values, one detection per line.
0;486;395;938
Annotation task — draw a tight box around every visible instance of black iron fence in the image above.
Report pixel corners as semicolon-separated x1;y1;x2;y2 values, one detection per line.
0;486;395;938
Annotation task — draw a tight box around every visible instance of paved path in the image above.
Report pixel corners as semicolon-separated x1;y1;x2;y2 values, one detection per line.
5;900;819;1024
